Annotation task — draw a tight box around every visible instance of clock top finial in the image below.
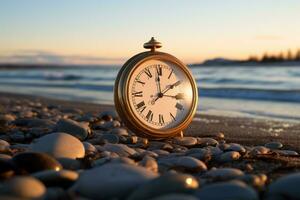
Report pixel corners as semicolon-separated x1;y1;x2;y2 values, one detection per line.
144;37;162;52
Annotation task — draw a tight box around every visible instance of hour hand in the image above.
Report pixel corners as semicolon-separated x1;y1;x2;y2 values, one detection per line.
163;93;185;100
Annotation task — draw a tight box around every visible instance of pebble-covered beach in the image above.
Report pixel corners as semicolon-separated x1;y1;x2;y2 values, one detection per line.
0;93;300;200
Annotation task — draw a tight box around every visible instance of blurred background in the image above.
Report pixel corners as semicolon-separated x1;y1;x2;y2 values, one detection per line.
0;0;300;121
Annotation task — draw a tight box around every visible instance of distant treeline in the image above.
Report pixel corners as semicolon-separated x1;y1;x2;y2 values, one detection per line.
248;49;300;63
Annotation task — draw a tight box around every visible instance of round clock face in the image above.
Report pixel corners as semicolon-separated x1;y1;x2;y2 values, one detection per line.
128;59;195;130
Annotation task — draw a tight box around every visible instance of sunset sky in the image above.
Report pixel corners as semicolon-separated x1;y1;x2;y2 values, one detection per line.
1;0;300;65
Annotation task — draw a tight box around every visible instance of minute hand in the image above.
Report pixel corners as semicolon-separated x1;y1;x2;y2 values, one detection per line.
161;80;181;95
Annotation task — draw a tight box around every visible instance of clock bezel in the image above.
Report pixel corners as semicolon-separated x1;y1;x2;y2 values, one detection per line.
114;51;198;139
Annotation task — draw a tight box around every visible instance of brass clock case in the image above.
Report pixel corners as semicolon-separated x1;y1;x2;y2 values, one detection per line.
114;38;198;139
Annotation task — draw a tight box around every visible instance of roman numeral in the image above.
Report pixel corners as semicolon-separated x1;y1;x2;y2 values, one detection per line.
144;68;152;78
159;114;164;124
132;91;143;97
146;110;153;121
136;79;145;86
168;69;173;79
175;103;183;110
156;65;162;76
170;113;176;121
136;101;146;113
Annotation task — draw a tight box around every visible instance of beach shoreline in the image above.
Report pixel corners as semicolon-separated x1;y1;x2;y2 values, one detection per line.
1;92;299;152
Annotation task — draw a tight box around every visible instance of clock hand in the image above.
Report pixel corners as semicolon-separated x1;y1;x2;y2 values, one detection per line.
163;93;185;100
152;80;182;103
156;67;162;93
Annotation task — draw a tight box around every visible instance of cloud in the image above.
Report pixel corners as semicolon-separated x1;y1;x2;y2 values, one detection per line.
0;50;126;65
254;35;283;41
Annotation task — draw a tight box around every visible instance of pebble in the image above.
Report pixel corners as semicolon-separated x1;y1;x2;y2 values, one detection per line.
110;127;128;136
72;163;158;199
0;159;14;179
98;110;118;120
197;137;219;147
218;151;241;162
32;169;78;188
13;118;55;128
55;118;90;140
0;154;12;161
172;137;198;147
30;132;85;159
100;133;120;144
186;149;211;162
82;142;97;153
127;173;199;200
1;176;46;199
139;156;159;173
265;142;283;150
9;132;25;142
103;143;136;157
266;172;300;199
0;114;15;125
204;168;244;180
275;150;299;156
57;158;82;170
0;139;10;151
99;120;121;130
152;149;170;157
195;180;259;200
250;146;270;155
224;143;246;153
158;156;207;173
12;152;62;174
148;194;199;200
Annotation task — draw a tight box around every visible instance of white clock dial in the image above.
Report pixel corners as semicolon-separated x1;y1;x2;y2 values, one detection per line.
128;59;194;130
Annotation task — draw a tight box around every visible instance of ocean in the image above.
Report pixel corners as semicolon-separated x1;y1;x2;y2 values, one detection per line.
0;65;300;121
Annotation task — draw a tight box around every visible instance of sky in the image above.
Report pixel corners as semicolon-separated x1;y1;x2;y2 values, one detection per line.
0;0;300;65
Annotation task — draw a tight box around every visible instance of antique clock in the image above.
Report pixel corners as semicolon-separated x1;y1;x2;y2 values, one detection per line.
114;37;198;139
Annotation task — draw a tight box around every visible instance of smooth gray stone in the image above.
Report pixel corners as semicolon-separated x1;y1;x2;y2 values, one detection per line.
12;152;62;174
98;110;118;120
127;174;199;200
197;138;219;147
55;118;90;140
225;143;246;153
110;127;128;136
218;151;241;162
43;187;68;200
204;168;244;180
265;142;283;150
158;156;207;172
139;156;158;173
72;163;158;200
103;143;136;157
195;181;258;200
9;132;25;142
30;132;85;159
100;120;121;130
185;148;211;161
1;176;46;199
250;146;270;155
57;158;82;170
32;169;78;188
82;142;97;153
275;150;298;156
13;118;55;128
0;139;10;151
149;194;199;200
172;137;197;147
267;172;300;199
152;149;170;157
0;153;12;161
100;134;119;144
